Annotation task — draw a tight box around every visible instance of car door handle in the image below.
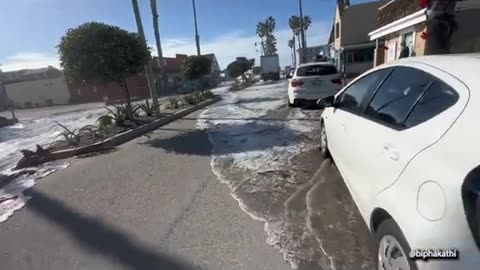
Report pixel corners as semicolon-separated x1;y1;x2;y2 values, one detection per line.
384;145;400;161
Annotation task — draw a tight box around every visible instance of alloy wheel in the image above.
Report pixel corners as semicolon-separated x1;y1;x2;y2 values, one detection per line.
320;124;327;154
378;235;410;270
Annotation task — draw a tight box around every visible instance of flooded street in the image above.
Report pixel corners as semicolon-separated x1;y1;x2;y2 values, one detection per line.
198;81;376;269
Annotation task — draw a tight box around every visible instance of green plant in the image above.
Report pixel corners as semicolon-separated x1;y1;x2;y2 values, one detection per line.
168;96;181;109
227;57;255;82
105;105;126;126
203;90;215;99
97;114;113;129
183;95;198;105
58;22;150;114
138;99;160;116
194;92;204;102
51;121;81;146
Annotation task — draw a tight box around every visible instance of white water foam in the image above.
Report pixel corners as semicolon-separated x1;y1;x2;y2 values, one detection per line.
0;161;70;223
196;81;324;268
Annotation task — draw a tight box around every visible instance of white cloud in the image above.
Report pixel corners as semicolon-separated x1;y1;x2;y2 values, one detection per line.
152;21;331;69
0;52;60;71
1;21;330;72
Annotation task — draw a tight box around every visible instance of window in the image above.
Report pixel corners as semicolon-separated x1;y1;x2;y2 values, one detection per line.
365;67;434;127
336;68;392;113
346;52;354;63
335;22;340;39
296;65;337;76
404;80;459;127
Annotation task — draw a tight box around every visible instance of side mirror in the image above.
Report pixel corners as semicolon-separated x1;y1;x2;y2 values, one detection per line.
286;74;292;79
316;96;335;110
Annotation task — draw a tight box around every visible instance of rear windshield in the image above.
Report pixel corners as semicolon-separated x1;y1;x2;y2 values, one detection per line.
296;65;337;76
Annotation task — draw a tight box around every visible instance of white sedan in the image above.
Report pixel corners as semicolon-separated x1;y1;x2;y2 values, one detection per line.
287;62;341;107
316;54;480;270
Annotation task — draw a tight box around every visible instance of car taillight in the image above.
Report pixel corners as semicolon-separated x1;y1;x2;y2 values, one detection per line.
331;78;342;85
462;167;480;250
291;79;304;88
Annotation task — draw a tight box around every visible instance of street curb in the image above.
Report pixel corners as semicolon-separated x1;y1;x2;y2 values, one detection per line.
23;96;221;165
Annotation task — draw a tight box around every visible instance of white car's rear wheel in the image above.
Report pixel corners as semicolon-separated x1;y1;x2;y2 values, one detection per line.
320;121;330;158
375;219;417;270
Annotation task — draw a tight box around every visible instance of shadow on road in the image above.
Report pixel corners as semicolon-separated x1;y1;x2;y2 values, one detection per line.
141;129;213;156
141;121;299;156
234;97;280;104
25;189;197;270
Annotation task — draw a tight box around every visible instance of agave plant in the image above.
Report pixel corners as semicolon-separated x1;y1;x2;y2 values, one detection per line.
168;96;181;109
97;114;113;129
105;105;127;126
138;99;161;117
203;90;215;99
50;121;81;146
183;94;198;105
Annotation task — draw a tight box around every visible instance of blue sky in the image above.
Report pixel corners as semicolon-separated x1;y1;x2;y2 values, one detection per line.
0;0;372;70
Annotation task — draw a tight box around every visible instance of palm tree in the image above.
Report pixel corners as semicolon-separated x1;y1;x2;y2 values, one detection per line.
289;16;302;50
425;0;457;55
303;16;312;47
264;16;277;55
150;0;167;100
288;39;295;66
256;22;268;55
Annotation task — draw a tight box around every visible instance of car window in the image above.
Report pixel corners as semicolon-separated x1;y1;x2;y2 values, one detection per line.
364;67;434;128
296;65;337;76
336;68;392;113
404;80;459;127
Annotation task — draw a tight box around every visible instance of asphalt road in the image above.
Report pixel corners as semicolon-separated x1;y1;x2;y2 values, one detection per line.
0;109;290;270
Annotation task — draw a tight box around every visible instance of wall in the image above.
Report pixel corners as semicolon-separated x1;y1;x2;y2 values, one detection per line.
68;74;150;104
334;6;342;50
5;77;70;109
414;23;427;56
345;62;374;77
383;35;400;64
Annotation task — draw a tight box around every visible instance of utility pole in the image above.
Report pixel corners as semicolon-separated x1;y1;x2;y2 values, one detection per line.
192;0;201;55
150;0;167;98
298;0;307;64
131;0;160;115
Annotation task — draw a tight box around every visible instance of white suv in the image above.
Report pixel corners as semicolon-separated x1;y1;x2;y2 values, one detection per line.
317;54;480;270
287;62;341;107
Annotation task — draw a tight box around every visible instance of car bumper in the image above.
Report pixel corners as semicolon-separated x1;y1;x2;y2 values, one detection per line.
289;91;337;101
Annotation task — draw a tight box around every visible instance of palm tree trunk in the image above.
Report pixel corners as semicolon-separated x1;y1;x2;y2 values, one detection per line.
121;78;133;119
150;0;164;115
131;0;160;116
293;36;297;66
425;0;457;55
261;38;265;56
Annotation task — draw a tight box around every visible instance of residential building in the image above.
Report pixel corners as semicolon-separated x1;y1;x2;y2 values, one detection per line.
1;67;71;109
155;54;188;91
328;0;386;77
369;0;480;66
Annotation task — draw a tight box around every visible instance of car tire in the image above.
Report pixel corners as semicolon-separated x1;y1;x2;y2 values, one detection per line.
288;98;295;108
375;219;418;270
319;121;330;158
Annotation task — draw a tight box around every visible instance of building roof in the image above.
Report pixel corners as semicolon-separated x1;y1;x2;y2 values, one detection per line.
0;66;63;84
341;0;387;46
374;0;423;29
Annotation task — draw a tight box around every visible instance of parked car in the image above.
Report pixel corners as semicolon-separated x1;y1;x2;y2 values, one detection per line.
286;68;295;79
316;54;480;270
287;62;341;107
